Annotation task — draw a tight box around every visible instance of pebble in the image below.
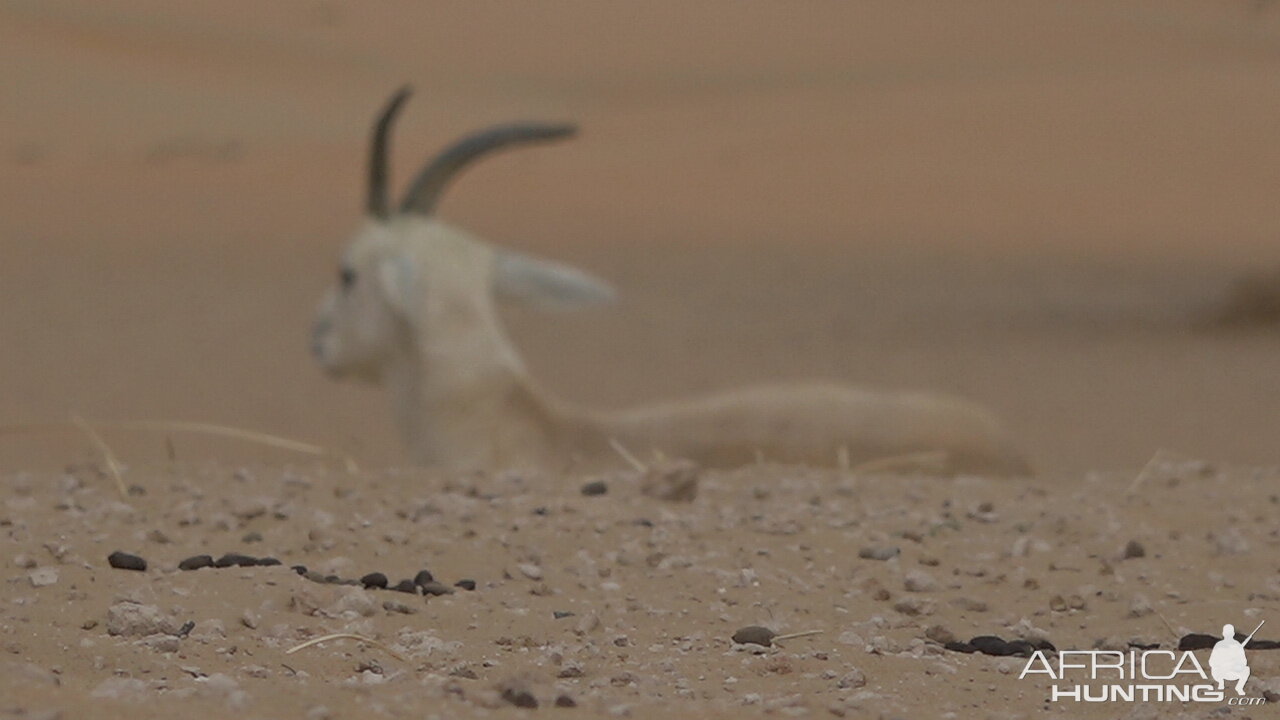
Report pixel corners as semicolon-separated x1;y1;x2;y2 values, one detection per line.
837;668;867;689
412;569;435;586
105;601;174;637
28;567;58;587
581;480;608;496
499;681;538;709
903;570;938;592
1123;539;1146;559
107;551;147;572
382;600;417;615
360;572;389;589
858;546;900;561
555;694;578;708
517;563;543;581
455;579;477;591
255;557;281;567
214;553;258;568
419;581;454;596
732;626;777;647
178;555;215;571
391;579;420;594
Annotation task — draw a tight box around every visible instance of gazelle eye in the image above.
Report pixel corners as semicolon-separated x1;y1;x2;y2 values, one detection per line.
339;267;357;290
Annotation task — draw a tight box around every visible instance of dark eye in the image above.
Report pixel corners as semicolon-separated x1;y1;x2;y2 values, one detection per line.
339;267;357;290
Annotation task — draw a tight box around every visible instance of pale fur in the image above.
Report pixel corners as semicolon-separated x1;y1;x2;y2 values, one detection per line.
311;90;1031;476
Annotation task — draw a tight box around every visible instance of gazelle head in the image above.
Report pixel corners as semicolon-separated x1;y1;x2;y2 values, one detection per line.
311;87;615;385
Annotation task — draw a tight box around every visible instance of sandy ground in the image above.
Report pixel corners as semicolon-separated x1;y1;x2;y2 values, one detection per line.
5;1;1280;717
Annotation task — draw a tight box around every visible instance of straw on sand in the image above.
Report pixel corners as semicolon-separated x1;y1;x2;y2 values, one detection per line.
285;633;407;662
0;417;360;494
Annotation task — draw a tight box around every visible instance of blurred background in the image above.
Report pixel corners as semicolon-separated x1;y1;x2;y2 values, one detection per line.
4;0;1280;475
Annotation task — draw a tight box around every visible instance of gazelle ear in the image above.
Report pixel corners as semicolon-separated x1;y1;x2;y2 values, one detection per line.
376;252;419;320
493;250;616;309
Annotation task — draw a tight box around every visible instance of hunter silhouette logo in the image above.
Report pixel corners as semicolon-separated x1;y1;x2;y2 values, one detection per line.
1211;621;1263;696
1020;618;1266;705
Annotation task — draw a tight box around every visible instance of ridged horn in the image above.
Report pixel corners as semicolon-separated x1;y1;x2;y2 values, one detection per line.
367;86;412;218
399;122;577;216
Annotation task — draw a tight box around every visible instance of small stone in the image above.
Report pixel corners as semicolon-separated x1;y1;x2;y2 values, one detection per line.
391;579;419;594
178;555;215;571
360;572;389;589
241;531;263;544
858;546;900;561
413;569;435;586
1123;540;1146;559
970;636;1013;656
214;553;257;568
382;600;417;615
499;681;538;709
581;480;608;496
903;570;938;592
28;567;58;587
106;601;174;637
454;579;476;591
732;626;776;647
837;668;866;689
1067;594;1087;610
1049;595;1068;612
555;694;577;707
554;611;575;619
1128;594;1154;618
574;613;601;635
517;563;543;581
893;597;934;616
557;665;584;678
107;551;147;572
255;557;281;566
240;611;258;629
638;458;700;502
419;581;454;597
924;625;956;645
146;529;172;544
13;554;37;569
291;564;308;575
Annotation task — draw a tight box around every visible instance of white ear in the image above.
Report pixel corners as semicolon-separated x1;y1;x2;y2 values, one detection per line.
493;250;616;309
376;253;418;319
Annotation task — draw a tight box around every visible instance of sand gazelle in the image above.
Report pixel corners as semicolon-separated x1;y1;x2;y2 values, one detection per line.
311;87;1031;476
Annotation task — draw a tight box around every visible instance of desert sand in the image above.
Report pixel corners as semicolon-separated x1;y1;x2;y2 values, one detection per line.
4;1;1280;717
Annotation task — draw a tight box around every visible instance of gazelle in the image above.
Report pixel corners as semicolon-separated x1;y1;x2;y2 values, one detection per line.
311;88;1030;476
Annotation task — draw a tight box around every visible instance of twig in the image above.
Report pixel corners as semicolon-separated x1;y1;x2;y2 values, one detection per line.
0;419;359;474
772;629;823;644
285;633;406;662
69;414;127;499
608;437;647;473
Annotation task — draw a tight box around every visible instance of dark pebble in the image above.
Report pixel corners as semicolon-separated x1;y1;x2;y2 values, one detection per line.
360;572;389;589
732;625;777;647
178;555;214;571
501;687;538;709
945;640;977;653
107;551;147;572
454;579;476;591
291;565;308;575
214;553;257;568
175;620;195;638
969;636;1015;656
413;569;435;586
1123;539;1146;559
392;579;420;594
554;694;577;708
255;557;281;566
554;611;575;619
322;574;342;584
580;480;608;496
